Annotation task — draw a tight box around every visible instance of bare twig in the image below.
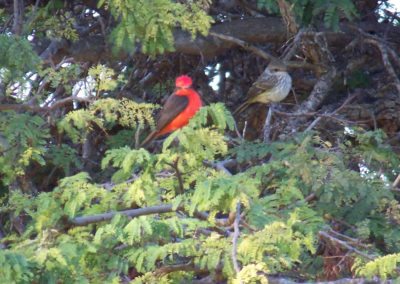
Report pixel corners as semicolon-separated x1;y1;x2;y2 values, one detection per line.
242;120;248;139
393;173;400;188
304;193;316;203
318;231;374;260
277;0;298;37
263;104;274;143
209;31;276;62
134;124;142;149
305;92;359;131
282;29;305;61
26;0;40;28
320;230;400;274
167;158;185;194
233;120;243;140
328;229;370;249
0;226;5;249
203;159;236;176
209;31;317;70
305;116;322;132
232;202;242;281
274;110;317;117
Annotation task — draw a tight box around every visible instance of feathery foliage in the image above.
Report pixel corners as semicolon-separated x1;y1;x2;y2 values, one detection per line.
257;0;357;30
100;0;213;55
0;0;399;282
0;35;40;83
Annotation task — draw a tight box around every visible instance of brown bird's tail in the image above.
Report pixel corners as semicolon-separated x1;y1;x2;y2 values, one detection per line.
233;101;250;115
139;131;158;148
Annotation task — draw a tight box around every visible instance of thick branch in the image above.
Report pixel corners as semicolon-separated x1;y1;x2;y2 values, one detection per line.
70;204;175;226
32;16;400;65
287;67;337;132
301;69;337;114
364;38;400;95
12;0;23;35
0;97;92;113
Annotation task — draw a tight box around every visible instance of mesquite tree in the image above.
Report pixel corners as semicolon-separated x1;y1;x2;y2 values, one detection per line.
1;0;400;283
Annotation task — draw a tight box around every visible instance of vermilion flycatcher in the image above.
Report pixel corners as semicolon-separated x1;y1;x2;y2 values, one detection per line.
140;75;202;147
234;60;292;114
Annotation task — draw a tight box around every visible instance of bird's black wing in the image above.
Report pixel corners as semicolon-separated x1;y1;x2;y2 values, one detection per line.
155;94;189;131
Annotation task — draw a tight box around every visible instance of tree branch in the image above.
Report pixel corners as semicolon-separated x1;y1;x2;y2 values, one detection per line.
166;158;185;195
305;92;359;131
209;31;276;62
287;67;337;132
364;38;400;95
318;231;374;261
209;31;317;71
232;202;242;282
203;159;236;175
154;261;205;276
70;204;176;226
0;96;93;113
12;0;23;35
263;104;274;143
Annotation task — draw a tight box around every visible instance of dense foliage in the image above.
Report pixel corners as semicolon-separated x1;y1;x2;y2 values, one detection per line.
1;0;400;283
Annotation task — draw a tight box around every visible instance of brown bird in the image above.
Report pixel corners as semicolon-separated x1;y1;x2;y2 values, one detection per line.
234;60;292;114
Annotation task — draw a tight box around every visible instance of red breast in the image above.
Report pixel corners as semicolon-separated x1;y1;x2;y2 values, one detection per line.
157;88;202;136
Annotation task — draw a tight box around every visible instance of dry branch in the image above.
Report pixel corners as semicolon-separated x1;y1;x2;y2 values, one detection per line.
209;31;318;71
277;0;298;36
305;93;359;131
209;31;276;62
319;231;374;260
263;104;274;142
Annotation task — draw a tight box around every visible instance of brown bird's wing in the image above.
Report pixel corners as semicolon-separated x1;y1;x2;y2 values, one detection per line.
140;93;189;148
155;94;189;132
245;73;278;100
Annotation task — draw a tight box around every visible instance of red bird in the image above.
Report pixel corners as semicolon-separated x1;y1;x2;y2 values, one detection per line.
140;75;202;147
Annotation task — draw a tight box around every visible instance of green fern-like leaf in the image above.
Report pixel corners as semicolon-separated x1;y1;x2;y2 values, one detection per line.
102;0;213;55
353;253;400;279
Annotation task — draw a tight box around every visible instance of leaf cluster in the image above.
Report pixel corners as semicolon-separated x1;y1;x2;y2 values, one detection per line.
0;35;40;84
1;98;400;282
257;0;358;30
100;0;213;55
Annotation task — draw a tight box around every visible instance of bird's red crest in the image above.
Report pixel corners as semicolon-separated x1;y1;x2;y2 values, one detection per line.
175;75;192;88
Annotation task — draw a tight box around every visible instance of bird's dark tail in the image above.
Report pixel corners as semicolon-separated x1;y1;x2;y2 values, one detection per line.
233;101;250;115
139;131;158;148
